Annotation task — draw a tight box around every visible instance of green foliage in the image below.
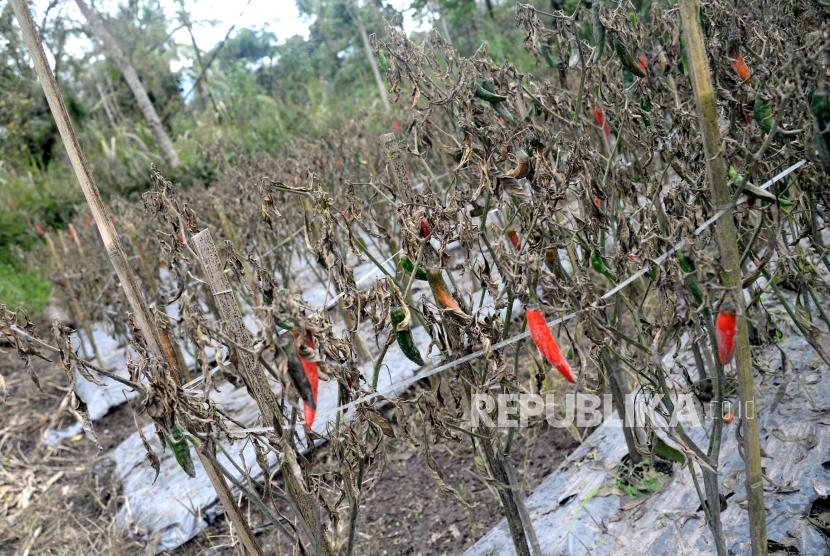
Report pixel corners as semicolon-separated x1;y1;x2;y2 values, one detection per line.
1;0;563;316
0;252;51;314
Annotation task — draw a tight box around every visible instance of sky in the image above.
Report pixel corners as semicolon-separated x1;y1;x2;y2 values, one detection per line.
32;0;430;72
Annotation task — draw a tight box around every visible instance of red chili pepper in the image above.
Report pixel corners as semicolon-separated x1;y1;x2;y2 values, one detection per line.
33;223;44;236
419;218;431;238
715;307;737;365
637;55;648;75
732;52;751;82
526;307;575;383
593;105;611;139
68;224;76;241
297;331;319;426
392;119;402;133
506;229;521;250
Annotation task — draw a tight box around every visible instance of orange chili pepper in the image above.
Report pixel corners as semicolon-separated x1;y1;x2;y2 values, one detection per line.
427;270;473;322
732;52;751;82
33;223;44;236
526;307;575;383
715;306;737;365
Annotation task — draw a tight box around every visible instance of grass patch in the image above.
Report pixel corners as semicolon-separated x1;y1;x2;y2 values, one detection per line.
0;253;51;315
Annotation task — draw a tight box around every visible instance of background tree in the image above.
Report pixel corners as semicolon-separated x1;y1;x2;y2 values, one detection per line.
74;0;180;167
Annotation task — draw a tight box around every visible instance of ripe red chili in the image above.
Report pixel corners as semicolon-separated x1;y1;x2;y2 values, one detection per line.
593;105;611;139
419;218;431;238
506;229;521;250
637;55;648;75
68;224;76;241
33;223;44;236
715;307;737;365
297;332;319;426
526;307;575;383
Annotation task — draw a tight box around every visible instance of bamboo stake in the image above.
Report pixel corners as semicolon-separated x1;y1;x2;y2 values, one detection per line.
189;228;282;431
9;4;262;554
679;2;767;554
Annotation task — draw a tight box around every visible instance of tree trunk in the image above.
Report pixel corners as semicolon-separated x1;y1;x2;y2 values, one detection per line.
176;0;219;118
350;1;391;114
74;0;180;167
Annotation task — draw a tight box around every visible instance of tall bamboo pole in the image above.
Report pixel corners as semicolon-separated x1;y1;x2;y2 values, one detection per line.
190;228;282;432
679;2;767;554
9;3;261;554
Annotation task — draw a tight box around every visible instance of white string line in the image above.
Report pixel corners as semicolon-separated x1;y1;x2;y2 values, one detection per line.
599;159;806;301
225;158;807;435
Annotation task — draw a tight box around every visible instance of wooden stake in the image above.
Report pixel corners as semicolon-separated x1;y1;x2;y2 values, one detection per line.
190;228;282;432
679;1;767;554
9;3;262;554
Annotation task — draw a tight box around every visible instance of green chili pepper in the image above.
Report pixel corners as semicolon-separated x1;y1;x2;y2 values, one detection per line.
275;319;294;331
679;36;689;77
591;3;605;62
753;94;774;134
623;69;637;96
493;102;515;123
653;435;686;463
390;306;424;365
590;253;618;283
728;168;793;207
399;256;428;280
676;252;704;305
612;36;646;78
166;426;196;478
475;82;508;104
810;89;830;173
541;44;557;69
